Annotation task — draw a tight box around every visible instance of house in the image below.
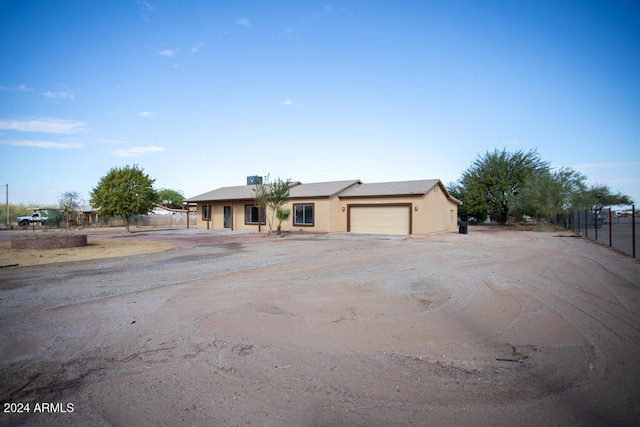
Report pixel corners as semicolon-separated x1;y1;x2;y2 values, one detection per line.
185;178;462;236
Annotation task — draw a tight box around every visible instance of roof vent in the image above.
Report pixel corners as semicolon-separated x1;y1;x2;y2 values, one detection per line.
247;176;262;185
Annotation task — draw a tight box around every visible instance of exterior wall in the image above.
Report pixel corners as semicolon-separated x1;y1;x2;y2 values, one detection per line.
338;191;458;235
195;199;334;233
422;189;459;234
279;198;332;233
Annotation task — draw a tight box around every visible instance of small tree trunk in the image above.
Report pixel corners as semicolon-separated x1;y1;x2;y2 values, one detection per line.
125;216;130;232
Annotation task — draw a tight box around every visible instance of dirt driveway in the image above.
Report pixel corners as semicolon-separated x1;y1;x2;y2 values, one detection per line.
1;227;639;426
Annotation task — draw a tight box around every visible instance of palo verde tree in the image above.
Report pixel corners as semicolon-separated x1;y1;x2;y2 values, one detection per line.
90;164;157;232
253;175;292;235
517;167;588;220
458;148;549;224
157;188;185;209
572;183;633;216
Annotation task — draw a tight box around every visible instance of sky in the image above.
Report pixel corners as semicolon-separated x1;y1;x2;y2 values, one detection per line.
1;0;639;207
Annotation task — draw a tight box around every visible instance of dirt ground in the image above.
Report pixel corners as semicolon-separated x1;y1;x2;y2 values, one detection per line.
1;226;639;426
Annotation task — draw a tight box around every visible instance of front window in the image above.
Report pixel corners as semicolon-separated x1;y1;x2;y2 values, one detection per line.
202;205;210;220
245;205;265;224
294;203;314;226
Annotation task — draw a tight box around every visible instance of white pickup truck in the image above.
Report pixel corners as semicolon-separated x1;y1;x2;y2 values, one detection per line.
17;212;48;227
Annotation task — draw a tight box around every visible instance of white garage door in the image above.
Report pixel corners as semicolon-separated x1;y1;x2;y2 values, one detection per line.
349;205;410;235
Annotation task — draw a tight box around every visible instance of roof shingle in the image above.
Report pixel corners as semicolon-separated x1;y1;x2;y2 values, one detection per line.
338;179;440;197
186;179;455;202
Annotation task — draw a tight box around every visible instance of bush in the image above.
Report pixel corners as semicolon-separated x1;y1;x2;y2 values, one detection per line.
42;209;64;227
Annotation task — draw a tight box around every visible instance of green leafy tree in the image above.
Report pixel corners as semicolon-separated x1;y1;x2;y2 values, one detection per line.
518;167;587;220
448;181;489;223
253;175;292;234
459;148;548;224
90;165;157;232
1;203;31;226
58;191;85;229
42;209;64;227
157;188;185;209
572;184;633;216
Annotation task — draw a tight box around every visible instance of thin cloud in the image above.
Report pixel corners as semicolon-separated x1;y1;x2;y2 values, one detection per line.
112;146;166;157
159;49;178;57
282;99;293;106
138;0;156;21
236;18;251;26
190;41;206;54
0;140;84;149
138;111;152;117
0;84;33;92
139;0;156;11
0;118;87;134
42;84;75;100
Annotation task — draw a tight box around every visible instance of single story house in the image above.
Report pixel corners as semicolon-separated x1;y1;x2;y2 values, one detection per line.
185;178;462;236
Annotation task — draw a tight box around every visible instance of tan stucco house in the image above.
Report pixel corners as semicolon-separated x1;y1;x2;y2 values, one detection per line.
185;178;462;236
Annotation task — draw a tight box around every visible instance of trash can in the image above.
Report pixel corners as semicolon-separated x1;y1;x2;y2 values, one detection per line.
459;221;468;234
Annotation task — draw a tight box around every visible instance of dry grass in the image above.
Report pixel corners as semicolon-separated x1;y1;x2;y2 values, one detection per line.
0;239;175;267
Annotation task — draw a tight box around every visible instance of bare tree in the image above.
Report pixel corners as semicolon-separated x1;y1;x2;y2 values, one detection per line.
58;191;85;230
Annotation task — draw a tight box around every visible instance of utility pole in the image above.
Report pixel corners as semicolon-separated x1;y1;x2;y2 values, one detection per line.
5;184;8;227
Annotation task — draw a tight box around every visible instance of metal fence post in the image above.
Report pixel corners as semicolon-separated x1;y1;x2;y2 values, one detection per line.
633;204;636;259
584;209;588;237
608;207;612;248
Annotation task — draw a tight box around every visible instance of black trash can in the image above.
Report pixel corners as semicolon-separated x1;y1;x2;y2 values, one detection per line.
459;221;468;234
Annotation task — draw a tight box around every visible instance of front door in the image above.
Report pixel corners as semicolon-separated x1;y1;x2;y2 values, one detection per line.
223;206;231;229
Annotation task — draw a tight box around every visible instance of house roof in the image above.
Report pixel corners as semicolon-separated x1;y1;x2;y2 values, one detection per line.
338;179;441;198
186;184;262;202
186;178;461;204
290;180;361;198
186;180;358;202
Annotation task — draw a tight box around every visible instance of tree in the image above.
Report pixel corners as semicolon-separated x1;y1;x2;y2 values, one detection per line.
448;181;489;223
90;165;157;232
518;167;587;220
275;206;291;235
253;175;292;235
572;184;633;216
58;191;85;229
42;209;64;227
157;188;185;209
458;148;548;224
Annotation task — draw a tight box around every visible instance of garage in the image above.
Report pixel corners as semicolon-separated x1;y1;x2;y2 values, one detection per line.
348;204;411;235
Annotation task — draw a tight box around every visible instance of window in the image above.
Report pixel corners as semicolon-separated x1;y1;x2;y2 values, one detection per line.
245;205;265;224
294;203;314;226
202;205;210;220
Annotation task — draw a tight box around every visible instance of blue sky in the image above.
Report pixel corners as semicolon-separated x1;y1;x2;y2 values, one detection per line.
1;0;639;207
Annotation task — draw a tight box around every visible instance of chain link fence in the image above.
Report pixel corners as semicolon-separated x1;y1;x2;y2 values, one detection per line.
567;205;637;258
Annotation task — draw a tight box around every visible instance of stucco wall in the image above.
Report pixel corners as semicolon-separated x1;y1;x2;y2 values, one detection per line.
422;190;459;234
279;198;335;233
